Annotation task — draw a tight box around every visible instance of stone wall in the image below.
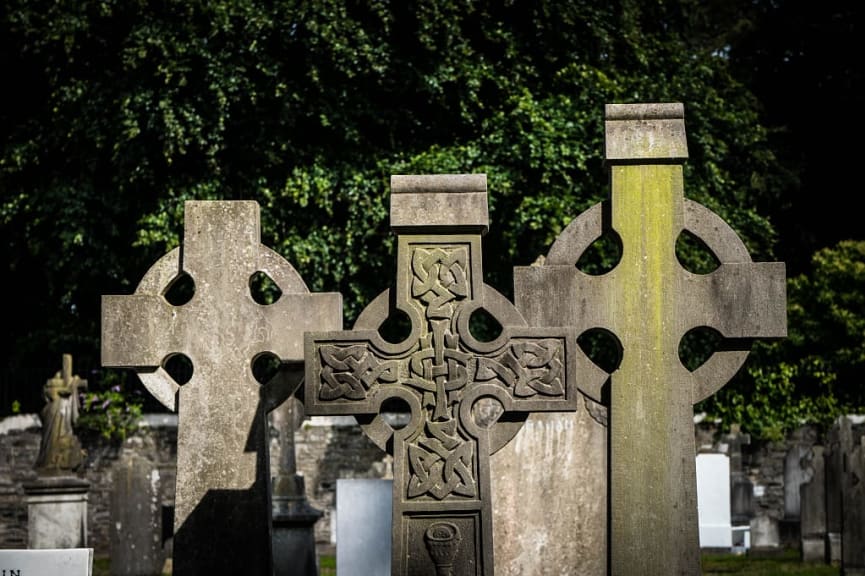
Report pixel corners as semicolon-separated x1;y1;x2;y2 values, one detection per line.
0;411;391;557
1;411;851;559
0;413;178;556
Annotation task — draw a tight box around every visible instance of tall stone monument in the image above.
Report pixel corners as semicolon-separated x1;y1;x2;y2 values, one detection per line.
24;353;90;549
102;201;342;575
304;174;579;576
271;383;323;576
514;103;787;575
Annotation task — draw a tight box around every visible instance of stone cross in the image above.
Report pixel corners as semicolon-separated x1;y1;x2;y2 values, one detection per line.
102;201;342;575
304;174;578;576
514;103;787;575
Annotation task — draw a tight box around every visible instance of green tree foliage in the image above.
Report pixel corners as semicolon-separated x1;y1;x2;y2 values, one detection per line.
1;0;825;437
699;241;865;439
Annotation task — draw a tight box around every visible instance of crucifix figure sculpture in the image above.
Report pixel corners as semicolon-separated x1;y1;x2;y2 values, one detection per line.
304;174;578;576
34;353;88;473
514;103;787;575
102;201;342;575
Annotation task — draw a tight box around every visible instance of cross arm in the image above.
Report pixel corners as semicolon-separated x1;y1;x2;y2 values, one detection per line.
684;262;787;338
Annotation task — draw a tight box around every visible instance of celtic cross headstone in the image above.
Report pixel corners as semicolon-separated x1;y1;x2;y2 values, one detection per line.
304;174;579;576
514;103;787;575
102;201;342;575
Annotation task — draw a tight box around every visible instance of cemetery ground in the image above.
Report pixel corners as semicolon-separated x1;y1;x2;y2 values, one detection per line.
701;551;839;576
86;551;838;576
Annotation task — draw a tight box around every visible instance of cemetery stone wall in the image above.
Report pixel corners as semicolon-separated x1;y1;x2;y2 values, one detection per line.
1;412;852;558
0;412;391;557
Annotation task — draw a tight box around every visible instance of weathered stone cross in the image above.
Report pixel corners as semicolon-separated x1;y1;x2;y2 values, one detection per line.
102;201;342;575
514;103;787;575
304;174;578;576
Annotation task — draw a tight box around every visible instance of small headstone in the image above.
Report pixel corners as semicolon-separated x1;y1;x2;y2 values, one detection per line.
335;479;392;576
750;516;780;550
0;548;93;576
490;397;607;576
799;445;826;562
696;452;732;549
513;102;787;575
109;454;165;576
783;442;810;521
825;420;845;564
841;420;865;573
305;174;579;576
102;201;342;575
724;424;754;528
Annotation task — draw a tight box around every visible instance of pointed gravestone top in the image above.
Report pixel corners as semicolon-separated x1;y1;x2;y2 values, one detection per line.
102;201;342;575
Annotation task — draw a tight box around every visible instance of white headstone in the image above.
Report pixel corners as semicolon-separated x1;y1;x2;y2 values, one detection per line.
336;479;392;576
0;548;93;575
696;452;733;548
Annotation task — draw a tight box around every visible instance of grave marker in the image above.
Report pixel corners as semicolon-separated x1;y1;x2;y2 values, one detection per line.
304;174;578;576
514;103;787;575
102;201;342;575
336;478;393;576
696;452;732;549
24;354;90;551
0;548;93;576
799;446;827;562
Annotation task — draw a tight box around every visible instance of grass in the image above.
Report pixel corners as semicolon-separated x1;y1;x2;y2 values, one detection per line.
93;550;839;575
320;554;336;576
702;550;840;575
93;557;171;576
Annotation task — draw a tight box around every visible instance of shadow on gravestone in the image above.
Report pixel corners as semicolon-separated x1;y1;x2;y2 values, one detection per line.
102;200;342;576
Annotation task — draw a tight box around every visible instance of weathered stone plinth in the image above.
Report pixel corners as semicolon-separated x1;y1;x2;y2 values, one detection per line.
272;474;323;576
23;475;89;549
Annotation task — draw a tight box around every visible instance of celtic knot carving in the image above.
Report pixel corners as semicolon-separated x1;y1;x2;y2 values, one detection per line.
411;246;469;319
408;418;476;500
318;344;399;401
476;338;566;398
303;175;580;576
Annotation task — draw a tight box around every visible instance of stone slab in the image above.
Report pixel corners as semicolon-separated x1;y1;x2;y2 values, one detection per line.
110;455;165;576
696;453;732;549
336;479;392;576
0;548;93;575
23;477;89;550
491;398;607;576
390;174;488;232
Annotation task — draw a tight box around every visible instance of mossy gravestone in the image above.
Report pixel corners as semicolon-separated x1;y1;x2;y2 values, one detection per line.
514;103;787;575
304;174;579;576
102;201;342;575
